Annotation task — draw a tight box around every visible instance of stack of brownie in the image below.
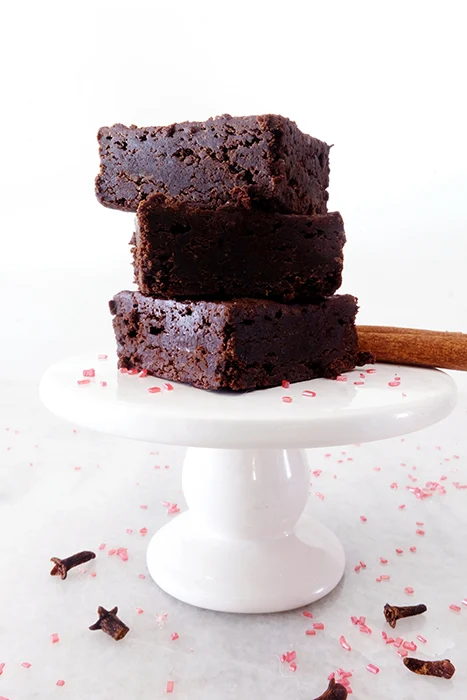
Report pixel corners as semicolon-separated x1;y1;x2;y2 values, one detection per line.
96;114;370;391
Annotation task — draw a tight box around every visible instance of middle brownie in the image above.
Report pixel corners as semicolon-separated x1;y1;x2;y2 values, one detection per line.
133;194;345;303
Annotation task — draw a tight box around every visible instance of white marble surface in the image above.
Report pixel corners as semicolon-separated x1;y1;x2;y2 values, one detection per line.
1;379;467;699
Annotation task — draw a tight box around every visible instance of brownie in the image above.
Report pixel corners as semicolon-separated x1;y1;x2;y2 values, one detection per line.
132;194;345;303
96;114;330;215
109;292;371;391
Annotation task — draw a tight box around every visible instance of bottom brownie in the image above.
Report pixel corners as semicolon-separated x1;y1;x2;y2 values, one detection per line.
109;292;372;391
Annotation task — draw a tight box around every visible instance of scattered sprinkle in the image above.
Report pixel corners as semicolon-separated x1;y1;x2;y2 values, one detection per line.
138;574;146;579
136;607;144;615
393;637;403;648
409;546;417;553
289;662;297;672
416;521;424;526
405;587;414;595
99;543;106;550
313;623;324;630
360;516;367;523
388;381;400;387
417;635;427;644
302;611;313;618
100;380;107;387
366;368;377;374
120;368;128;374
21;662;31;669
51;633;59;644
128;369;139;375
77;379;90;386
390;482;398;489
108;549;117;556
396;548;403;555
399;504;406;509
339;635;352;651
117;547;129;562
0;663;4;675
281;380;290;389
148;386;161;393
449;604;461;612
140;528;148;536
305;629;316;636
336;375;347;382
140;504;148;509
82;368;95;377
315;492;324;500
380;557;388;564
367;664;380;675
403;641;417;651
397;649;408;658
282;396;293;403
171;632;179;641
164;382;174;391
56;680;65;687
98;354;108;360
139;369;148;378
166;681;174;694
302;389;317;398
416;529;425;536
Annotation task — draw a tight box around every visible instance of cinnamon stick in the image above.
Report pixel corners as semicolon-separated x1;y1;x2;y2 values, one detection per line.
357;326;467;372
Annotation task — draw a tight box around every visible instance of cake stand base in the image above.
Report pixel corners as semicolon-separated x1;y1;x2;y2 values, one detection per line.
147;447;344;613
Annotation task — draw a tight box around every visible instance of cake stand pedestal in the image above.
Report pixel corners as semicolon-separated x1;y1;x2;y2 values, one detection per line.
40;356;456;613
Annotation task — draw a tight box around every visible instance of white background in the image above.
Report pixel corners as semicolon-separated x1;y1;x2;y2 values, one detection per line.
1;0;466;381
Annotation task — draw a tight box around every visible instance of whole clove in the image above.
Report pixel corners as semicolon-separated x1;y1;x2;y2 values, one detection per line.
403;657;456;679
50;551;96;579
89;606;130;641
312;678;348;700
384;603;427;628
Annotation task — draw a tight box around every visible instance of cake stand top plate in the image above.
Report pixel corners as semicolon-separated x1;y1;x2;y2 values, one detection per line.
39;354;457;448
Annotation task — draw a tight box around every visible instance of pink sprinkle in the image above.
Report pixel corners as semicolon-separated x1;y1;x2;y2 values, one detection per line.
138;574;146;579
74;466;82;471
312;470;322;477
358;616;366;625
351;616;359;625
354;380;365;386
77;379;90;385
360;515;367;522
417;635;427;644
148;386;161;393
366;664;380;675
359;561;367;569
83;368;95;377
100;380;107;387
461;598;467;606
164;382;174;391
120;367;128;374
281;651;296;663
360;624;372;635
403;641;417;651
388;381;400;387
128;369;139;375
440;475;447;481
303;611;313;618
366;368;377;374
381;630;387;639
126;528;133;534
390;482;398;489
90;572;97;577
289;662;297;672
136;607;144;614
21;662;31;669
339;635;351;651
108;548;117;556
354;565;361;572
166;681;174;694
416;529;425;536
394;376;401;381
282;396;293;403
56;680;65;687
302;389;317;398
380;557;388;564
0;663;5;674
325;453;331;457
315;492;324;500
416;521;424;526
281;379;290;389
140;527;148;536
99;543;106;550
393;637;403;648
117;547;129;562
305;629;316;636
171;632;179;641
140;504;148;509
385;637;395;644
139;369;148;378
98;354;108;360
399;504;406;509
449;604;461;612
409;546;417;553
405;587;414;595
51;633;59;644
373;466;381;471
453;455;460;459
313;623;324;630
336;375;347;382
396;548;403;555
360;373;366;379
376;576;382;582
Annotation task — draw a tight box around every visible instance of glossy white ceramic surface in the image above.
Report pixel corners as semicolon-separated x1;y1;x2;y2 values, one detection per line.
147;448;345;612
39;355;457;449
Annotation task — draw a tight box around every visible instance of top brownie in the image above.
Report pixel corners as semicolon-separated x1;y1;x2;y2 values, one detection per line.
96;114;330;215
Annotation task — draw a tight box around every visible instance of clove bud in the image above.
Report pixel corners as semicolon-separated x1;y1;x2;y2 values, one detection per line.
313;678;348;700
403;657;455;679
89;606;129;641
50;551;96;579
384;603;427;628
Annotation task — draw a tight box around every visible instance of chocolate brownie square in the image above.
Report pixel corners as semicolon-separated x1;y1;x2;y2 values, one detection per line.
96;114;330;215
109;292;370;391
132;194;345;303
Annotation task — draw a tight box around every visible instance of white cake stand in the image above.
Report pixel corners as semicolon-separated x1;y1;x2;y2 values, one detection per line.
40;356;456;613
